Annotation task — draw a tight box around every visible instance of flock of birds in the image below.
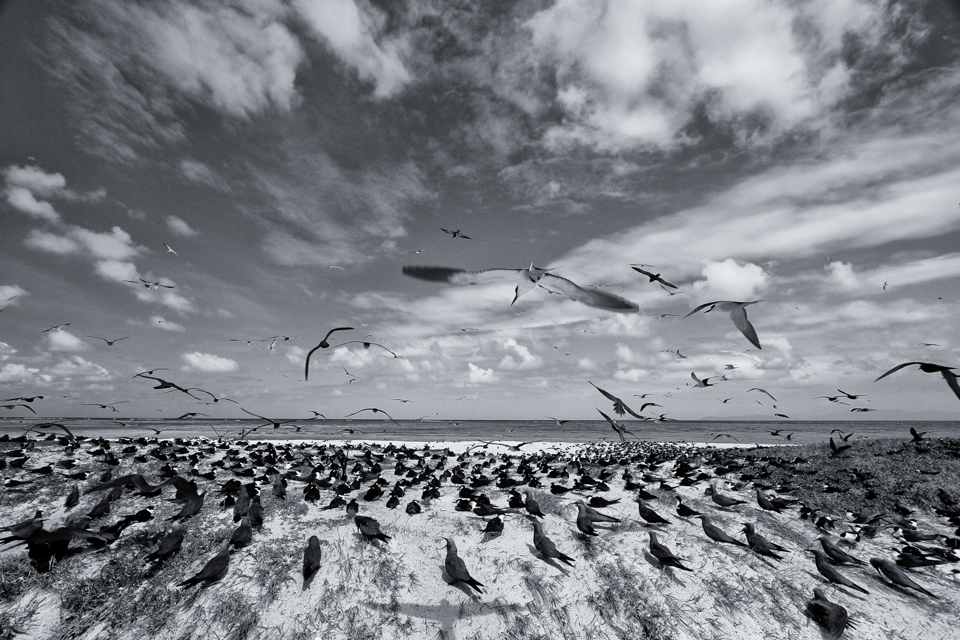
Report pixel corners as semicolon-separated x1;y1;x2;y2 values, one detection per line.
0;428;958;639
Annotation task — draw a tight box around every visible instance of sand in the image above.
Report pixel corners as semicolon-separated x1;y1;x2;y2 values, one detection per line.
1;433;958;640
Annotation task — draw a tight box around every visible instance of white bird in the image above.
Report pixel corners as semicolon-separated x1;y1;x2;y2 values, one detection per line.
163;243;177;255
684;300;763;349
402;264;638;312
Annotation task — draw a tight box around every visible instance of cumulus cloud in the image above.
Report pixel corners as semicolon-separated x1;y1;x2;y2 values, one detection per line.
5;187;61;222
497;339;542;370
467;362;495;383
697;259;769;300
166;215;199;237
47;356;112;381
296;0;411;97
0;285;29;304
46;330;87;352
181;352;238;372
0;363;43;384
25;225;142;260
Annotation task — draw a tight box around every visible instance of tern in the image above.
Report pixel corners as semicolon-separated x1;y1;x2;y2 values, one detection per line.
684;300;763;349
85;335;129;346
631;266;677;289
441;228;471;239
304;327;354;380
163;243;177;255
874;362;960;402
403;264;638;312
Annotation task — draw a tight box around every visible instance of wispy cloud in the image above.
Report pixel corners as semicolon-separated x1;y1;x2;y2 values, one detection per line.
46;329;87;352
179;159;230;192
181;351;238;372
166;215;199;237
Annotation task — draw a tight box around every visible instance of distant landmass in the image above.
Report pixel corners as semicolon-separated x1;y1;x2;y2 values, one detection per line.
695;409;960;421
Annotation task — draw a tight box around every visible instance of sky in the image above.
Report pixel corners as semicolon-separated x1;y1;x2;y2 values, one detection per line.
1;0;960;422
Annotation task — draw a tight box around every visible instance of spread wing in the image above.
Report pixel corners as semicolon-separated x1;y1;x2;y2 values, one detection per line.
942;370;960;401
684;301;722;318
540;273;638;311
874;362;926;382
729;306;762;349
402;266;520;286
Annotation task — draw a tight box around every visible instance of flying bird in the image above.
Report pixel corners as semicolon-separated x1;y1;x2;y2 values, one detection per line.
691;372;719;388
42;323;70;332
874;362;960;402
402;265;639;312
304;327;355;380
84;335;129;346
589;382;647;419
684;300;763;349
163;243;177;255
344;407;401;426
630;266;677;289
441;228;471;239
748;387;777;402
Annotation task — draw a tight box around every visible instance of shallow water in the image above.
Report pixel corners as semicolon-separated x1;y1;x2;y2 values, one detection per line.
2;417;958;445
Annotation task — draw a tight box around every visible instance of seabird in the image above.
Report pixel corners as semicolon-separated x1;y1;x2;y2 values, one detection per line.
874;362;960;402
684;300;763;349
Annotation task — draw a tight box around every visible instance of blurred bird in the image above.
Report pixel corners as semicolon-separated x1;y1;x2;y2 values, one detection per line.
304;327;355;380
354;516;390;543
806;588;853;638
402;264;639;312
631;266;677;289
303;535;322;588
875;362;960;403
147;525;185;562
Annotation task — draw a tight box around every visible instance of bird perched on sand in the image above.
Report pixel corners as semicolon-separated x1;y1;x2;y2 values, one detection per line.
684;300;763;349
530;520;575;566
817;536;865;565
178;540;230;588
741;523;788;560
443;538;484;593
523;491;545;518
574;500;621;524
710;483;747;509
695;515;748;547
303;536;322;587
147;525;184;562
636;499;671;525
648;532;692;571
806;588;853;639
875;362;960;402
870;557;938;598
808;550;869;594
402;264;639;312
574;502;599;536
481;516;504;537
354;516;390;543
230;517;253;548
630;266;677;289
675;497;702;518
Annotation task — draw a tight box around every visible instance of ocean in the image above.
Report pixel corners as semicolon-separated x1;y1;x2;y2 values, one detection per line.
2;417;958;446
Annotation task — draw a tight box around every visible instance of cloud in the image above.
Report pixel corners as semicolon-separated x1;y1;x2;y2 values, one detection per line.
179;159;230;192
0;342;16;361
46;330;87;352
42;0;304;161
151;316;185;331
295;0;412;97
497;339;542;370
4;187;61;222
94;260;139;283
696;259;769;300
467;362;495;383
25;225;142;260
0;363;43;384
166;215;199;237
3;165;68;195
181;351;238;372
47;356;112;381
0;285;27;304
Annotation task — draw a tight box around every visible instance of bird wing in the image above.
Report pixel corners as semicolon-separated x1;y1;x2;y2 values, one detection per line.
540;273;638;311
729;306;762;349
941;370;960;401
402;266;520;286
631;266;655;279
874;362;925;382
684;301;722;318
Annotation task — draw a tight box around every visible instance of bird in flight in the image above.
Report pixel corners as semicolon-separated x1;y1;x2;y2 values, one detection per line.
345;407;401;426
748;387;777;402
874;362;960;402
124;278;174;290
836;389;866;400
82;401;129;412
304;327;354;380
690;372;719;388
403;264;639;312
630;266;677;289
163;243;177;255
441;228;471;239
85;335;129;346
684;300;763;349
42;323;70;332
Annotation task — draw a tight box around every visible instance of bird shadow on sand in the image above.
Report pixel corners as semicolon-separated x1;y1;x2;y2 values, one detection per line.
525;543;572;574
365;597;520;640
480;531;502;544
440;566;483;599
642;551;688;586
